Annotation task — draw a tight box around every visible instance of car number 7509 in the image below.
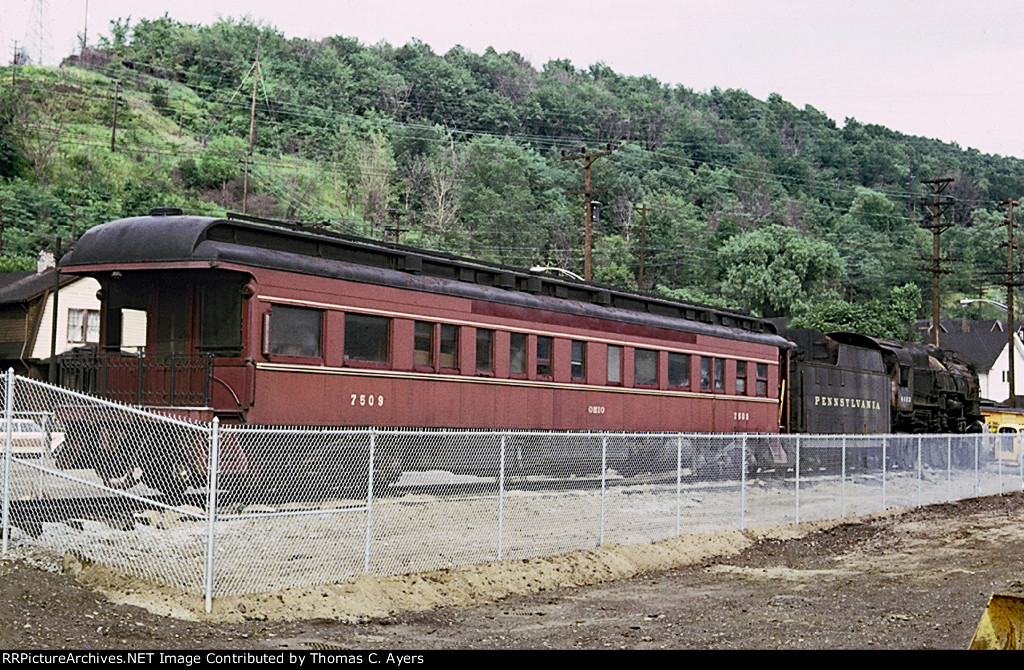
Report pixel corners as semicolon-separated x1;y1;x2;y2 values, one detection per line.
351;394;385;407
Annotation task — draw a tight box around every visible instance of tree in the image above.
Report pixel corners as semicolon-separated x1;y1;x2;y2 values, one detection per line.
358;131;396;235
0;85;68;184
457;137;546;265
718;224;843;317
790;283;922;341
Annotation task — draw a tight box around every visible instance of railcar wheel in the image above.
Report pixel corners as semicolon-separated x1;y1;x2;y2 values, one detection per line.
93;425;136;489
140;430;199;503
695;439;747;481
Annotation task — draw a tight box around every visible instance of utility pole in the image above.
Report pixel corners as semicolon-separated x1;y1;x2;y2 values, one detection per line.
48;237;61;385
561;145;613;281
243;36;261;214
634;203;648;290
998;198;1021;408
385;209;407;244
81;0;88;61
110;82;119;152
918;177;955;346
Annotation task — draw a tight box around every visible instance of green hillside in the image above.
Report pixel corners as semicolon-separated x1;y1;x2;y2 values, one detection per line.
1;15;1022;337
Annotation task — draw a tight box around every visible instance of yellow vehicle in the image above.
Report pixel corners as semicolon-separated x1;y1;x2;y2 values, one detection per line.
982;408;1024;466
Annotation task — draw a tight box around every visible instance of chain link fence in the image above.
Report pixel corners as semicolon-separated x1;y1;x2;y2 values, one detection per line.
1;371;1021;610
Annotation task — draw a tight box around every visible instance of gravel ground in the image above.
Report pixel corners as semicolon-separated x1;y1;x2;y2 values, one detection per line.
2;491;1023;650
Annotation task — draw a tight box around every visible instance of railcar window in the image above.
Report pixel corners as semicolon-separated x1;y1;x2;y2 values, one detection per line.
270;306;322;358
700;357;712;390
536;336;553;377
199;280;243;354
714;358;725;391
756;363;768;397
344;313;389;363
607;345;622;384
668;353;690;388
439;324;459;369
634;349;658;386
510;333;527;375
571;341;586;380
414;321;434;367
736;361;747;395
476;329;494;372
155;285;187;354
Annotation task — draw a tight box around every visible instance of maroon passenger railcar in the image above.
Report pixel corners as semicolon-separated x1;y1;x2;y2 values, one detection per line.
55;209;791;492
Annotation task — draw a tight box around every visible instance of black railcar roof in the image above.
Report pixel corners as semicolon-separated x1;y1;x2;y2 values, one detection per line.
61;210;791;349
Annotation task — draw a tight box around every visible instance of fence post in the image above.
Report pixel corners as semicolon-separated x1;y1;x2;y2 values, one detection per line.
364;429;376;574
947;435;952;502
204;417;220;614
676;435;682;536
795;435;800;525
498;433;505;561
740;434;747;530
599;434;607;547
974;433;980;498
841;436;847;518
998;433;1004;495
882;435;887;510
1;368;13;554
917;436;922;508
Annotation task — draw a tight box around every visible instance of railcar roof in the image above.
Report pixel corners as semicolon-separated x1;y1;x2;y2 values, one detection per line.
61;210;791;348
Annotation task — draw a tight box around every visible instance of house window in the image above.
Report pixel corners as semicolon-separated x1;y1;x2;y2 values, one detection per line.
67;308;100;345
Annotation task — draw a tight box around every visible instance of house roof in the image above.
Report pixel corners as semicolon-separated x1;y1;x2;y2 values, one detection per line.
0;270;78;305
915;317;1009;335
938;331;1012;371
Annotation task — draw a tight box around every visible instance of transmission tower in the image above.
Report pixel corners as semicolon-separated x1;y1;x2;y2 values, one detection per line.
27;0;52;66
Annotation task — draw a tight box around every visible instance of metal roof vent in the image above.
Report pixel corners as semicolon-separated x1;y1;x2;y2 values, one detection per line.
150;207;183;217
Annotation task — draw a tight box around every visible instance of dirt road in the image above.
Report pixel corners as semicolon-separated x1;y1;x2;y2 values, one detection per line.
2;492;1023;650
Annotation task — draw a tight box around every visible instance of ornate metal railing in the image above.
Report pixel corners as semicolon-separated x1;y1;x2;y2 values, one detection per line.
58;348;213;407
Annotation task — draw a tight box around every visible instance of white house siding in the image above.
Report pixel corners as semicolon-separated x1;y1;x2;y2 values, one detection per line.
29;277;102;359
982;337;1024;403
27;278;146;359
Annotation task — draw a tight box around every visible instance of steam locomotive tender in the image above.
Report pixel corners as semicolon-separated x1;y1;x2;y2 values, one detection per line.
785;328;983;435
